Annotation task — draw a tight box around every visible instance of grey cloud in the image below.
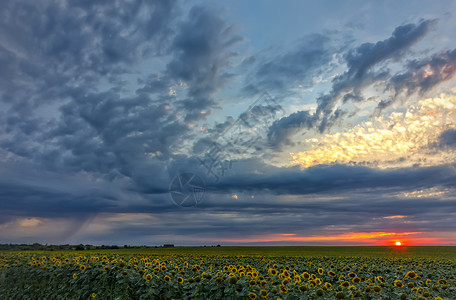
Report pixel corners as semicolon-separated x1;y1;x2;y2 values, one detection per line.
167;6;243;116
389;48;456;97
438;128;456;148
241;34;334;97
209;161;456;195
267;19;438;149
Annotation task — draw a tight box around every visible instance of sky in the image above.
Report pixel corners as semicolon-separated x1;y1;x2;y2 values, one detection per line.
1;0;456;246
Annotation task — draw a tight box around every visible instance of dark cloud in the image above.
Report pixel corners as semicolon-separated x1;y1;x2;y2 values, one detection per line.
268;19;438;149
167;6;243;118
210;161;456;195
0;0;178;107
0;1;244;204
241;34;333;96
389;48;456;96
438;128;456;148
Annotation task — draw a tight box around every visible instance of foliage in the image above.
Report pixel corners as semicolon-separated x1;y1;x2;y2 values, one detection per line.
0;247;455;299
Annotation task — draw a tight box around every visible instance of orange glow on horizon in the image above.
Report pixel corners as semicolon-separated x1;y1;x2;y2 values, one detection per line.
395;241;402;246
221;231;422;244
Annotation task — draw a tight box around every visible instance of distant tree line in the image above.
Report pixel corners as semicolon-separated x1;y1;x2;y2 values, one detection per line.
0;243;149;251
0;243;222;251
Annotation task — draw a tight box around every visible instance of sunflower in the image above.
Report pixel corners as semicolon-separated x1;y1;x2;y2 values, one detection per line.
394;280;403;287
79;265;86;271
298;285;308;292
279;284;288;293
302;272;310;279
373;286;381;293
260;289;268;298
438;279;447;285
324;282;332;289
177;277;184;284
228;276;238;284
91;293;96;298
72;273;77;280
341;281;350;287
335;292;346;299
352;277;361;283
248;292;257;300
145;274;153;281
405;271;417;279
317;268;324;275
328;270;336;277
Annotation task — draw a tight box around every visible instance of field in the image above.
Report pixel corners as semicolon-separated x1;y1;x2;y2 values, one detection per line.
0;246;455;299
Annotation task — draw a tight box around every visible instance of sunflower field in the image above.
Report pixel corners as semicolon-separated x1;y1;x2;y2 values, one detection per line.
0;248;455;299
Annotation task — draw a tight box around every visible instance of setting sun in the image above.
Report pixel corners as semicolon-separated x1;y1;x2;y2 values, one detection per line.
395;241;402;246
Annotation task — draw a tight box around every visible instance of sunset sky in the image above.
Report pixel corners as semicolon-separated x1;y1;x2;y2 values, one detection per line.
1;0;456;246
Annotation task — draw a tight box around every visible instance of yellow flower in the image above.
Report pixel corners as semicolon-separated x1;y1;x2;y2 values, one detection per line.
438;279;447;285
316;288;324;296
279;284;288;293
177;277;184;284
296;285;305;292
91;293;96;298
394;280;403;287
328;270;336;277
229;276;238;284
260;290;268;298
335;292;346;299
317;268;324;275
79;265;86;271
72;273;77;280
269;268;277;276
248;292;257;299
341;281;350;287
405;271;417;279
145;274;153;281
